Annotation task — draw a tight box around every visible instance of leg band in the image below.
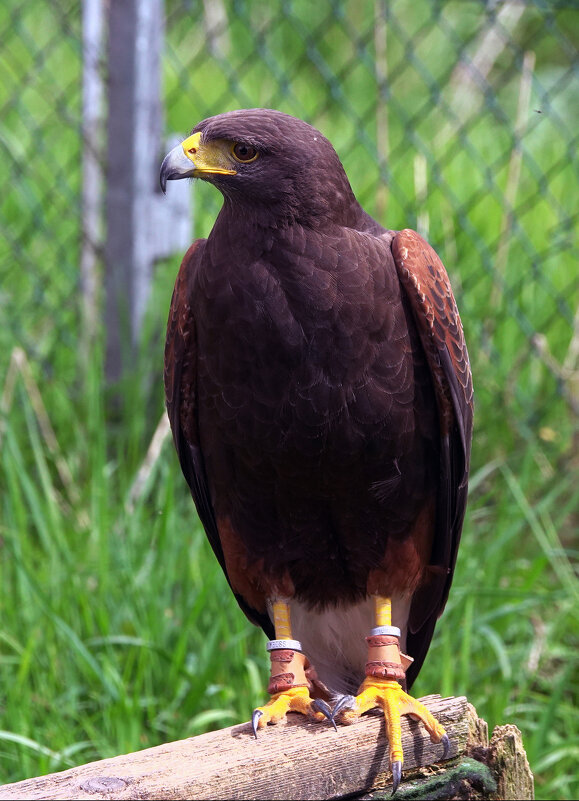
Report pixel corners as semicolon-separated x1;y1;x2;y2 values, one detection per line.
365;633;406;681
267;647;309;695
371;625;401;637
266;639;302;651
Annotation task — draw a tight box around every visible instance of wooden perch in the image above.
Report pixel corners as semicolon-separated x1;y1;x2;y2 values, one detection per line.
0;695;533;800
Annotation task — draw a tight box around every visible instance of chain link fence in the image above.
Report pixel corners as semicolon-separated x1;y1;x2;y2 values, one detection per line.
0;0;577;789
1;0;578;464
164;0;579;456
1;0;82;375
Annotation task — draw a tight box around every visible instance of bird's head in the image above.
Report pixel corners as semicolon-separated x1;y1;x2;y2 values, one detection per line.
160;109;360;228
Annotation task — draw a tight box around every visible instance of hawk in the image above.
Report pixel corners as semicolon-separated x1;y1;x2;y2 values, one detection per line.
160;109;473;792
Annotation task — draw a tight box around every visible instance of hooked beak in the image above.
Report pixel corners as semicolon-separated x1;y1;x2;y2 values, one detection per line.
160;141;196;193
160;132;236;193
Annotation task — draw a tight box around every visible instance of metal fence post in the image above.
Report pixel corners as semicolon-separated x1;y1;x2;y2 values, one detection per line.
103;0;191;384
81;0;105;359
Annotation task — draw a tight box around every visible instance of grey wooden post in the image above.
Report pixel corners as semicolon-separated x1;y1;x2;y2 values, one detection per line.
104;0;191;384
81;0;105;356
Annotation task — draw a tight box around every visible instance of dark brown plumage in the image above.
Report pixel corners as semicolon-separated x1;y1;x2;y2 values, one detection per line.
161;109;473;700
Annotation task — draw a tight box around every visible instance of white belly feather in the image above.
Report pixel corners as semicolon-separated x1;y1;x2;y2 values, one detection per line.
284;595;411;696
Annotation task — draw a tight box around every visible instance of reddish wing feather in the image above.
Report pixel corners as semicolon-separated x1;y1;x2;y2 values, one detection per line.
391;229;473;685
392;229;473;443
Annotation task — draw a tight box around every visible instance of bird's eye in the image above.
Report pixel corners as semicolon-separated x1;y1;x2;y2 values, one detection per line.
232;143;259;163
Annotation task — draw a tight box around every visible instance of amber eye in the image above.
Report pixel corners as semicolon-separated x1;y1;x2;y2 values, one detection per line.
232;142;258;163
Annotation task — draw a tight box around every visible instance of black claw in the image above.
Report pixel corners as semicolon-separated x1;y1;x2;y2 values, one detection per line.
251;709;263;739
312;698;337;732
332;694;355;719
391;761;402;795
441;732;451;760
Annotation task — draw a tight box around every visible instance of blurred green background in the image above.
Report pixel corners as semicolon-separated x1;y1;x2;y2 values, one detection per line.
0;0;578;797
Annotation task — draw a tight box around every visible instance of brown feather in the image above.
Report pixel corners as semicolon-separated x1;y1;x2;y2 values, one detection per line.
162;110;473;688
391;229;473;684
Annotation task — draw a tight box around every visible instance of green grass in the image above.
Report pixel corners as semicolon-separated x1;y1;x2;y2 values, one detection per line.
1;336;577;797
1;0;578;798
0;347;269;780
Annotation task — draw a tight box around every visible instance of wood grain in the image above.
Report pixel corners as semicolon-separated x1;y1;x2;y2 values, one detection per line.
0;695;469;800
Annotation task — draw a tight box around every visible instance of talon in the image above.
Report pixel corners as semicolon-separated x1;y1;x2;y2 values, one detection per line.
312;698;337;731
391;760;402;795
251;708;263;738
251;686;325;731
332;693;355;722
441;732;450;760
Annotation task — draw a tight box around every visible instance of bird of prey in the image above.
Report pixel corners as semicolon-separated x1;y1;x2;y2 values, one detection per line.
160;109;473;791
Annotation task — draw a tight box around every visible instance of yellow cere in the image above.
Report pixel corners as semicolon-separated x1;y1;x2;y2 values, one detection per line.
181;132;202;159
181;132;237;175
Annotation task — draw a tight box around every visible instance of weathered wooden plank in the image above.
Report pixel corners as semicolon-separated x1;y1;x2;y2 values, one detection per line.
0;695;468;800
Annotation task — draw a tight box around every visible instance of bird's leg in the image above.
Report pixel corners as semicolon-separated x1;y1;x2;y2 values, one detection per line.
334;596;450;793
251;600;333;735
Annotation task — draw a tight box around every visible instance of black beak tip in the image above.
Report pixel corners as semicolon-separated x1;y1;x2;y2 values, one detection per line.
159;152;172;194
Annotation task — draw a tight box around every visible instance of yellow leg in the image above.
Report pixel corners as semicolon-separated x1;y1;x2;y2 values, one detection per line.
374;595;392;627
336;595;450;792
272;600;292;639
252;600;330;735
